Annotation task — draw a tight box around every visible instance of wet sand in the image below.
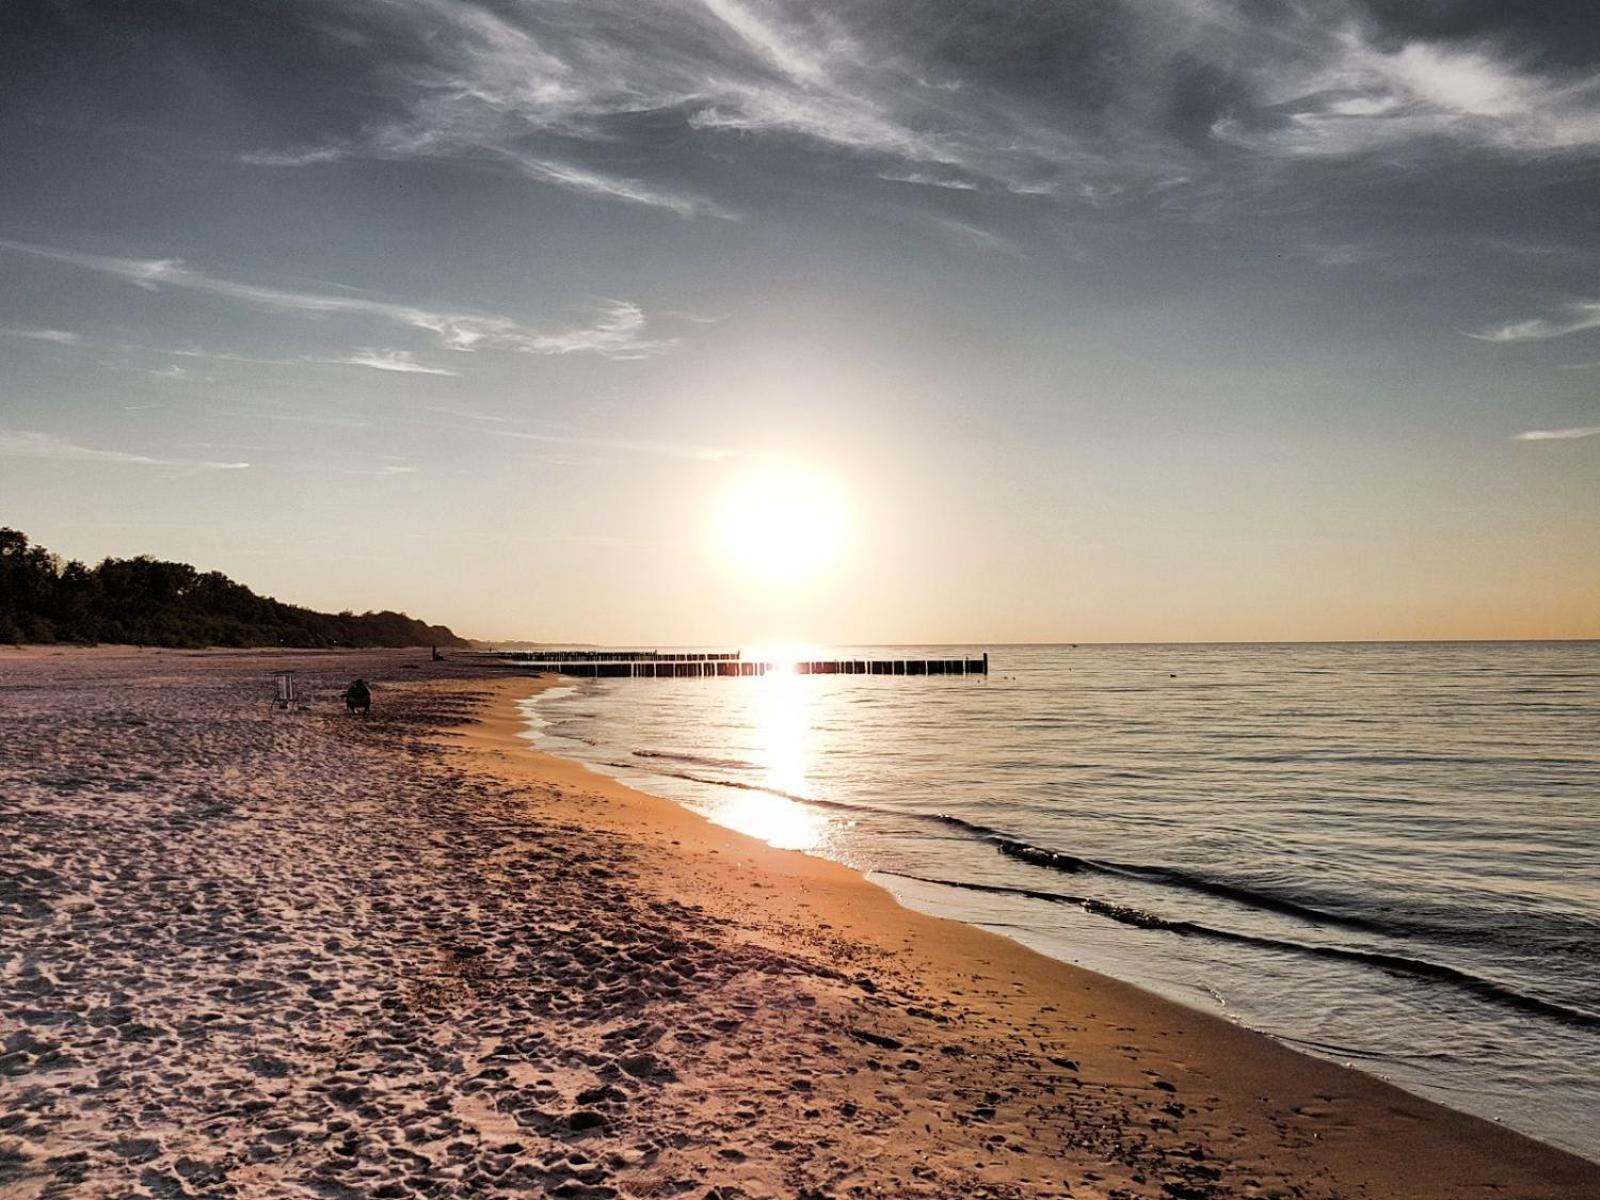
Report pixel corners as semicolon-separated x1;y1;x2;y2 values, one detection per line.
2;647;1595;1199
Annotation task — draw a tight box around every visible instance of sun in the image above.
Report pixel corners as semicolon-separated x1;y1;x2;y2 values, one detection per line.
718;462;848;584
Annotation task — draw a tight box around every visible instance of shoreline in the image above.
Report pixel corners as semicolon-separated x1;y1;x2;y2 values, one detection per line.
2;649;1594;1199
460;673;1599;1195
505;667;1600;1160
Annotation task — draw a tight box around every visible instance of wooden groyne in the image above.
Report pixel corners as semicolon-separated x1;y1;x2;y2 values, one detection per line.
492;650;742;664
477;650;988;679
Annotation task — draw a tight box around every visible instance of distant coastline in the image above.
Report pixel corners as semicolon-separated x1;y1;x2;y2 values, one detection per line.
0;526;466;649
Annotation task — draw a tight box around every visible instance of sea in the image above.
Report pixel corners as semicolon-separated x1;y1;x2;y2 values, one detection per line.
516;642;1600;1162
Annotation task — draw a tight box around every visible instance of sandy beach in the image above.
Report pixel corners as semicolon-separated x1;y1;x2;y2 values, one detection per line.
2;648;1595;1200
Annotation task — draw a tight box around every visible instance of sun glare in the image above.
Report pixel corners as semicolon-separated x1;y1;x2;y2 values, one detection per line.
718;463;847;584
707;667;824;850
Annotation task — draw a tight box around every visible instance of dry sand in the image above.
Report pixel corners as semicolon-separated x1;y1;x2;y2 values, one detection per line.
1;647;1595;1199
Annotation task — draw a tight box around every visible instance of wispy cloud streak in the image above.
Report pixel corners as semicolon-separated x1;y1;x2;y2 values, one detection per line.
241;0;1122;204
1;327;83;344
1512;426;1600;441
0;430;250;470
1471;302;1600;344
1207;12;1600;160
499;152;740;220
328;350;461;375
234;0;1600;230
0;329;468;377
0;237;671;358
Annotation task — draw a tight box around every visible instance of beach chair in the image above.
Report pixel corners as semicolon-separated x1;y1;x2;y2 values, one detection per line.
271;671;307;713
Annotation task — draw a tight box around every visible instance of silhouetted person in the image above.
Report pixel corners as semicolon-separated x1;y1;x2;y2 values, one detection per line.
345;678;371;714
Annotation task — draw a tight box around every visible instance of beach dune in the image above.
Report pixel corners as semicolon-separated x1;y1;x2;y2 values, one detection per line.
1;647;1594;1199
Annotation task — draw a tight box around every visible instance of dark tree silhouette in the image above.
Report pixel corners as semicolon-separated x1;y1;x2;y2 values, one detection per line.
0;527;467;649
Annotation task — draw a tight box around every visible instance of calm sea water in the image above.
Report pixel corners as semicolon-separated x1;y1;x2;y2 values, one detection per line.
517;643;1600;1161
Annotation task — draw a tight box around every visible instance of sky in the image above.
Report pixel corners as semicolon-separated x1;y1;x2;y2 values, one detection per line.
0;0;1597;644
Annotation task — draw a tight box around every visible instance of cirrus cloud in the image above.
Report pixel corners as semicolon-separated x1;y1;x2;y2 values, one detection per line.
0;237;673;359
1512;426;1600;442
1470;301;1600;344
0;430;250;470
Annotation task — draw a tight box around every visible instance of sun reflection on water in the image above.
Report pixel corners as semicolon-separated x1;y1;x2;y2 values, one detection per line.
755;667;810;797
707;660;826;851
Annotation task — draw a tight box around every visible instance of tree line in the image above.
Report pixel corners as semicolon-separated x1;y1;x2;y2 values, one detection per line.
0;526;468;649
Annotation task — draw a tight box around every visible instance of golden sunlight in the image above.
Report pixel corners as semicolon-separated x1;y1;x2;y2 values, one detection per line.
717;462;847;585
710;668;823;851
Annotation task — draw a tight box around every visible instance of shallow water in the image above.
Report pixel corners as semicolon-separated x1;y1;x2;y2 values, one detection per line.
518;642;1600;1161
